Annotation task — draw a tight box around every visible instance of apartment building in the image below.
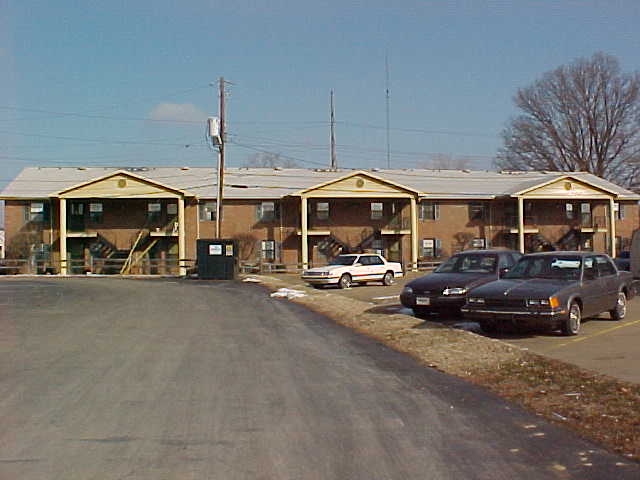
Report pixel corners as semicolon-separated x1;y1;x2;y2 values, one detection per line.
1;167;638;275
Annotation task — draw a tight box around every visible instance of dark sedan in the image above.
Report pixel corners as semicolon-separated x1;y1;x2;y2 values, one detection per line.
461;252;636;335
400;249;522;316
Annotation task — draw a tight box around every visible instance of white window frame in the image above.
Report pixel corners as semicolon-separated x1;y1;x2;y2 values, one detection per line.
261;240;276;261
371;202;384;220
316;202;329;220
89;202;103;223
29;202;45;222
469;202;486;221
419;202;439;221
565;203;574;219
257;201;276;222
199;201;217;222
421;238;440;258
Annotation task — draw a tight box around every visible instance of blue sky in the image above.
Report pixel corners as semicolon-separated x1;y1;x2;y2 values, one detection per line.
2;0;640;189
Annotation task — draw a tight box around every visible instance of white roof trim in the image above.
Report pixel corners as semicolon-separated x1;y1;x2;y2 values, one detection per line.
53;169;190;197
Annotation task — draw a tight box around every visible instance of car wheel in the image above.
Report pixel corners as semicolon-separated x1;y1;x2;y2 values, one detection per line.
610;291;627;321
338;273;352;289
382;271;394;286
562;301;581;336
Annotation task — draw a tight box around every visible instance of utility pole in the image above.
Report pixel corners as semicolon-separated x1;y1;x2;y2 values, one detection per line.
330;90;337;170
215;77;226;238
385;53;391;169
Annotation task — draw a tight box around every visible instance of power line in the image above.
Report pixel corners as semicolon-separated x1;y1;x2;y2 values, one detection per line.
0;129;209;147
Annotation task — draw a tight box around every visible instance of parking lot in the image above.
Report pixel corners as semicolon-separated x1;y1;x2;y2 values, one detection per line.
286;271;640;384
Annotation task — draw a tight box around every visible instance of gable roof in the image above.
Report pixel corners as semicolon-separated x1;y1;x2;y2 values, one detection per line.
55;169;190;197
292;170;420;196
1;167;638;201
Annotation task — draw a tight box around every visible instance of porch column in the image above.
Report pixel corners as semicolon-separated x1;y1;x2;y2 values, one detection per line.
178;196;186;276
517;196;525;254
609;197;616;258
410;197;418;271
301;196;309;269
59;198;68;275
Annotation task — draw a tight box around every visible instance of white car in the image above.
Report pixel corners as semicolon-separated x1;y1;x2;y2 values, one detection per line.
301;253;404;289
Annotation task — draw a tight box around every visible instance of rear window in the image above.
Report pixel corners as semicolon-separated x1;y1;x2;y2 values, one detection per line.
435;254;497;274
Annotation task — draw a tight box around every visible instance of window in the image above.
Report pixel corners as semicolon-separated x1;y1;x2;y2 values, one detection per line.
70;202;84;216
580;203;591;225
421;238;440;258
368;255;383;265
199;201;217;221
29;202;47;222
316;202;329;220
614;202;625;220
167;203;178;216
565;203;574;219
469;203;486;221
261;240;276;261
595;256;617;277
256;201;278;222
147;202;161;222
371;202;384;220
419;202;439;221
89;202;103;223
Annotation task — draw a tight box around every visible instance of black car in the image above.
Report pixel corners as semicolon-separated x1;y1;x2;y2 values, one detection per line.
400;249;522;316
461;251;636;336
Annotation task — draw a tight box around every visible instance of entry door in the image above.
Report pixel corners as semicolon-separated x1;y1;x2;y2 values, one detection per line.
581;256;605;317
68;201;85;231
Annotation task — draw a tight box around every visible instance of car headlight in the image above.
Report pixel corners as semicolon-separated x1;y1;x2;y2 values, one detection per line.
402;286;414;295
526;297;558;307
442;287;467;296
468;297;485;304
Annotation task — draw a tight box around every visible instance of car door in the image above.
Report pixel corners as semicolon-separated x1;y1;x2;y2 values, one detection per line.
352;255;369;282
595;255;619;311
366;255;386;280
581;256;605;317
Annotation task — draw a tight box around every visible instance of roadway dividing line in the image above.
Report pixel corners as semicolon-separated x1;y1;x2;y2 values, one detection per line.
543;319;640;351
371;295;399;301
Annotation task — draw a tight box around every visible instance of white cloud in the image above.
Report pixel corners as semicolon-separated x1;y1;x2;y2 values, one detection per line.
148;103;206;122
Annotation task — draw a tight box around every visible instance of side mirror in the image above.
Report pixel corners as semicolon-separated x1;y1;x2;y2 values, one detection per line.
499;267;509;277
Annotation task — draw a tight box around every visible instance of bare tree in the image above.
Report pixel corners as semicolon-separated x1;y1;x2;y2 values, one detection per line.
244;152;298;168
496;52;640;187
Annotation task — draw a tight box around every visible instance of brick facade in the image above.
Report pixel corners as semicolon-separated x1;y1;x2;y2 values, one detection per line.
2;169;638;274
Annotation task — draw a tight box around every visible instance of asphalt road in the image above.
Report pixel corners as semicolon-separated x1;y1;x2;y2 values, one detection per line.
1;277;638;479
289;272;640;384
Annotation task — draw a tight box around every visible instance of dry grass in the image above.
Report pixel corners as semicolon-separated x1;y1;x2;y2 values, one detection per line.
257;276;640;461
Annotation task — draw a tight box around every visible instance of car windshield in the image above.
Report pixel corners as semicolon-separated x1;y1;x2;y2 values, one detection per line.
503;255;581;280
328;255;357;266
434;254;497;274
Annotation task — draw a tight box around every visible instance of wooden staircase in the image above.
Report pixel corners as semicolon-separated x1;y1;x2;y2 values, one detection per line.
120;229;158;275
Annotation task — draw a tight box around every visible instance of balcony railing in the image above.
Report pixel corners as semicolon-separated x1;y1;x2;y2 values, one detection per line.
579;215;607;230
386;216;411;231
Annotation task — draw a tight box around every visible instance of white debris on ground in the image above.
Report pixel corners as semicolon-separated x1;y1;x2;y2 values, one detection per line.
270;288;307;299
242;277;263;283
